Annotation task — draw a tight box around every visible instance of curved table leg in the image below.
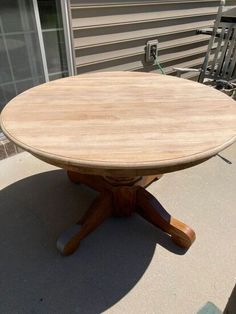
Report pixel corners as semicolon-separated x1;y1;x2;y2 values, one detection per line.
57;193;112;256
58;172;195;255
136;187;196;249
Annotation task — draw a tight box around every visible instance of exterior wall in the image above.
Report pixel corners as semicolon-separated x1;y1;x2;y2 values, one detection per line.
70;0;235;78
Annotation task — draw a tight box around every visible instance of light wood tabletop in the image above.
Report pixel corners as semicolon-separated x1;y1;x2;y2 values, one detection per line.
1;71;236;256
1;71;236;176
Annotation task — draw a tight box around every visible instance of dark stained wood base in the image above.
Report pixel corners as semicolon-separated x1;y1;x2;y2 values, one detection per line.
57;171;195;256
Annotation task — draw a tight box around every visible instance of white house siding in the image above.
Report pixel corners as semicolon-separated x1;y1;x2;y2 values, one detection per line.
70;1;234;77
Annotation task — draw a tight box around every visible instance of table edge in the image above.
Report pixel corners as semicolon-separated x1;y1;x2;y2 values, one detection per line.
1;115;236;176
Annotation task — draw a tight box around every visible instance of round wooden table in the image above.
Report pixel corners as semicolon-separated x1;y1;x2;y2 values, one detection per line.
1;72;236;256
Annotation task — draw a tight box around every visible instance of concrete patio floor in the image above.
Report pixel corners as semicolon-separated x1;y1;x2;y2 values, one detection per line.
0;144;236;314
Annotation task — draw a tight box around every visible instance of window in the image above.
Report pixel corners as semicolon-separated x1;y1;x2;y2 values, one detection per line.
37;0;69;80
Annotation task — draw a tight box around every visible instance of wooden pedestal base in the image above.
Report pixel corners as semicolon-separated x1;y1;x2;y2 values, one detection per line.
57;171;196;256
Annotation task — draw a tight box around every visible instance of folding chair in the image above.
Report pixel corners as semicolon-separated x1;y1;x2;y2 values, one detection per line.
174;0;236;89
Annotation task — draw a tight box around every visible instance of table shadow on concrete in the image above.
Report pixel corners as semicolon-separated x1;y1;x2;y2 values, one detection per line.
0;170;185;314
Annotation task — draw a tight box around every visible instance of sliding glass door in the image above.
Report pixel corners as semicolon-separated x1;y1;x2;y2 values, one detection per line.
37;0;69;81
0;0;45;111
0;0;72;112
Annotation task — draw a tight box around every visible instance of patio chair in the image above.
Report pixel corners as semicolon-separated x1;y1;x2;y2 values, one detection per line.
174;0;236;88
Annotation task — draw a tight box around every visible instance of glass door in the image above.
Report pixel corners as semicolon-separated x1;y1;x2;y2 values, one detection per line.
0;0;45;111
37;0;69;81
0;0;72;112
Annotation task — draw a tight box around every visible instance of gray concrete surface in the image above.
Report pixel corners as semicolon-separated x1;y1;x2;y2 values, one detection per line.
0;145;236;314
